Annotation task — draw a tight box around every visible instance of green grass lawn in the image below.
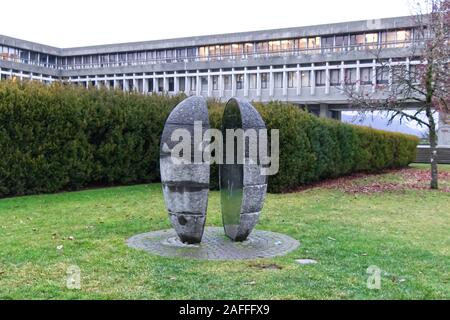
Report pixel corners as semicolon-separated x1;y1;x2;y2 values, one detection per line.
0;164;449;300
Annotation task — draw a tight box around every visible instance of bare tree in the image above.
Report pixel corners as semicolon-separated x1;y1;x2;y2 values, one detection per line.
343;0;449;189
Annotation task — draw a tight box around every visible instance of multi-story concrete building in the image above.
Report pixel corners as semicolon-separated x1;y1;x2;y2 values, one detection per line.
1;15;448;145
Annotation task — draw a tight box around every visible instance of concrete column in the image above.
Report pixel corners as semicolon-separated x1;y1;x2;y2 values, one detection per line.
231;70;236;97
219;69;224;98
325;62;330;95
310;64;315;96
163;72;168;93
123;77;129;92
296;64;301;96
244;68;249;97
372;59;377;93
207;71;212;97
356;60;361;92
185;75;190;94
196;72;200;96
174;72;179;94
105;75;109;89
143;73;149;94
319;104;329;118
269;66;274;97
282;67;287;96
388;58;393;91
153;77;158;93
340;61;345;92
256;67;262;97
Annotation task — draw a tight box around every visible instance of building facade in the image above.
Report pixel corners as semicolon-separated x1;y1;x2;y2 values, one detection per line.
0;15;448;145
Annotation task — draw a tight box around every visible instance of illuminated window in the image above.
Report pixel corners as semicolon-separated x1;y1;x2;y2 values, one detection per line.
365;33;378;44
396;30;411;47
381;31;397;48
199;47;209;60
244;43;254;55
231;44;241;56
298;38;307;51
350;34;365;49
269;40;281;53
308;37;321;50
281;40;294;52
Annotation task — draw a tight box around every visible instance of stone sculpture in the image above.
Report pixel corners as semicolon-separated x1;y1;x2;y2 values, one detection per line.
160;96;210;244
160;96;267;244
220;98;268;241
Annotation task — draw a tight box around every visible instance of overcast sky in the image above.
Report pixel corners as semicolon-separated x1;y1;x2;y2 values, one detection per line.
0;0;414;48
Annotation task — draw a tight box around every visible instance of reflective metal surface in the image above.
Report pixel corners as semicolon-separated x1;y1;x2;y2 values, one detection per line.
220;99;244;240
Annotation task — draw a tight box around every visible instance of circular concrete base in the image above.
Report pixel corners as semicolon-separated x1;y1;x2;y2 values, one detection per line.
127;227;300;260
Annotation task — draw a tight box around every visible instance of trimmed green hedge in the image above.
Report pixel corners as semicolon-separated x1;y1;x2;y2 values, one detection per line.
208;101;419;192
0;81;419;197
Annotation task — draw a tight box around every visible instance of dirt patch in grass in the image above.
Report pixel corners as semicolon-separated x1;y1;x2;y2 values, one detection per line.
289;167;450;194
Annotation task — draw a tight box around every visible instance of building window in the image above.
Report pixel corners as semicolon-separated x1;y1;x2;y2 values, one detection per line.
223;75;231;90
396;30;411;47
288;71;296;88
350;34;365;50
345;68;357;84
297;38;307;51
261;73;268;89
256;42;269;55
322;36;334;53
315;70;326;86
376;67;389;85
274;72;283;88
334;35;348;52
212;75;219;90
236;74;244;90
301;71;310;87
199;47;208;60
269;40;281;53
179;77;185;92
381;31;397;48
249;74;257;89
330;69;340;86
360;68;373;85
201;76;208;91
308;37;321;53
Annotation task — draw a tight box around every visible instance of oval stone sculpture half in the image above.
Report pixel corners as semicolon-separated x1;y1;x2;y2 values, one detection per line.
160;96;210;244
220;98;268;242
